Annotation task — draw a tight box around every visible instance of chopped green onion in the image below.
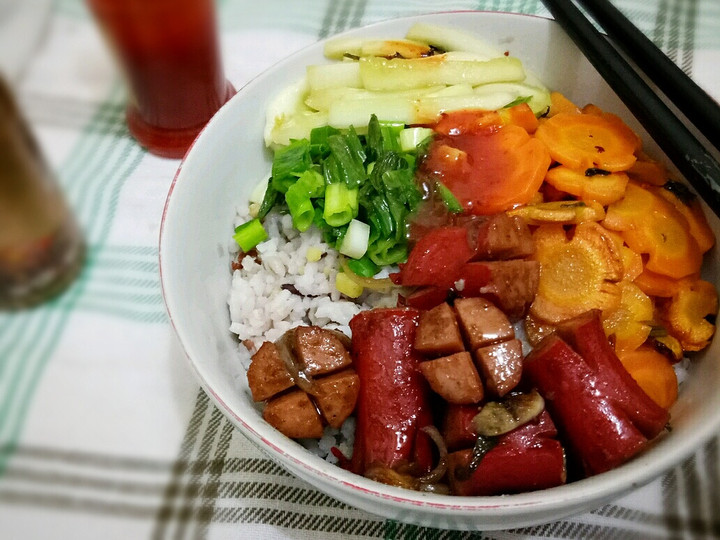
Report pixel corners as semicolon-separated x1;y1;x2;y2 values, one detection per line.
366;115;404;160
285;170;325;231
339;219;370;259
271;139;312;193
366;237;407;266
436;181;463;213
257;182;283;220
233;218;268;252
323;182;358;227
327;127;367;187
346;255;380;277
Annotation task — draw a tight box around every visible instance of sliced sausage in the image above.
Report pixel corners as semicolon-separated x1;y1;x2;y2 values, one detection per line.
477;259;540;319
312;369;360;429
247;341;295;402
473;213;534;260
293;326;352;376
418;351;484;404
453;297;514;350
414;302;465;357
473;338;524;397
263;389;325;439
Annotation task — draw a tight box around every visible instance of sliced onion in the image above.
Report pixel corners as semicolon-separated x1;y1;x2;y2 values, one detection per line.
275;330;317;395
417;425;449;485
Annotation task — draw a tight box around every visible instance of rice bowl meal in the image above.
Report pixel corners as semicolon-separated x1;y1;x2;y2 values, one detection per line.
160;11;720;529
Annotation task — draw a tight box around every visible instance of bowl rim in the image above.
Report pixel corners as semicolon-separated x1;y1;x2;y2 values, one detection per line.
159;9;720;520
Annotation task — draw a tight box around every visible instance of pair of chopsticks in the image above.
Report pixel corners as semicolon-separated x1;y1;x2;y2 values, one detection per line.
541;0;720;218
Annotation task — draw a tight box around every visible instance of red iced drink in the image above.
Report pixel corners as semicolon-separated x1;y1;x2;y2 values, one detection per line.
86;0;235;158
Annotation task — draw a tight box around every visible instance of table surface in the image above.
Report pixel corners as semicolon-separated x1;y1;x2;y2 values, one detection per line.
1;0;719;538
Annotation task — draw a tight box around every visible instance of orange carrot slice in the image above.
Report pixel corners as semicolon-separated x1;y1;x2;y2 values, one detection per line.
423;114;551;215
535;111;640;172
544;165;628;205
617;347;678;410
530;222;624;323
603;182;703;279
548;91;580;116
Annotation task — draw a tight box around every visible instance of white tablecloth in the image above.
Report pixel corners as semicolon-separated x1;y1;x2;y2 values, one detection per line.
1;0;719;538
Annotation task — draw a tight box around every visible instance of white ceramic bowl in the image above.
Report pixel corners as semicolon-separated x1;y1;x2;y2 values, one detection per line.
159;11;720;530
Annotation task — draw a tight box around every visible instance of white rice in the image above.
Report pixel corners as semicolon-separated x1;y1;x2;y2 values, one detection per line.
228;208;398;461
227;209;397;361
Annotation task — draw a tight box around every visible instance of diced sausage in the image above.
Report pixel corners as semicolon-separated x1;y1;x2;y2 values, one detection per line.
453;297;514;350
473;214;534;260
473;339;524;397
414;302;465;357
263;389;325;439
442;403;480;452
293;326;352;376
247;341;294;402
312;369;360;429
418;351;484;404
478;260;540;319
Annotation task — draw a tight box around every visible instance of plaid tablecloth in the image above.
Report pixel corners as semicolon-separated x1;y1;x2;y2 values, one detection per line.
1;0;719;538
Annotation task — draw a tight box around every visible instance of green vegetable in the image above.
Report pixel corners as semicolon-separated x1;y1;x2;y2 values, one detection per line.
325;126;367;187
436;181;463;213
285;170;325;231
346;255;380;277
243;113;425;270
271;139;312;193
324;182;358;227
233;218;268;252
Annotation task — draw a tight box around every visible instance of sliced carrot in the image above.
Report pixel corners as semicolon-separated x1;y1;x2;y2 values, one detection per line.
535;111;640;172
548;91;580;116
602;280;654;352
617;347;678;410
603;182;703;279
660;279;718;352
654;183;715;254
633;268;696;298
499;102;539;133
422;114;551;215
627;157;667;186
530;222;624;323
544;165;628;205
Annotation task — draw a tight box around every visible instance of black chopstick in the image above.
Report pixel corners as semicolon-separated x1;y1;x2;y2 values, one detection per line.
574;0;720;147
540;0;720;218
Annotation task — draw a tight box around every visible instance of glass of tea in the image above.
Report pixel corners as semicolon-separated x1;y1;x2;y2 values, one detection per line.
0;76;85;310
85;0;236;158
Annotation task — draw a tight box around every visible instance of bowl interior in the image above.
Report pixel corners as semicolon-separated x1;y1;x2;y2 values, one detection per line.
159;11;720;530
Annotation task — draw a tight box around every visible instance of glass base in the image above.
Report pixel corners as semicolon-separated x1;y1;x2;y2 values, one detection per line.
0;224;86;311
126;80;236;159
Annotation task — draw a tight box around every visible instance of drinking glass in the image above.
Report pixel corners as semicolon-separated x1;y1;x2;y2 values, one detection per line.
86;0;236;158
0;76;85;309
